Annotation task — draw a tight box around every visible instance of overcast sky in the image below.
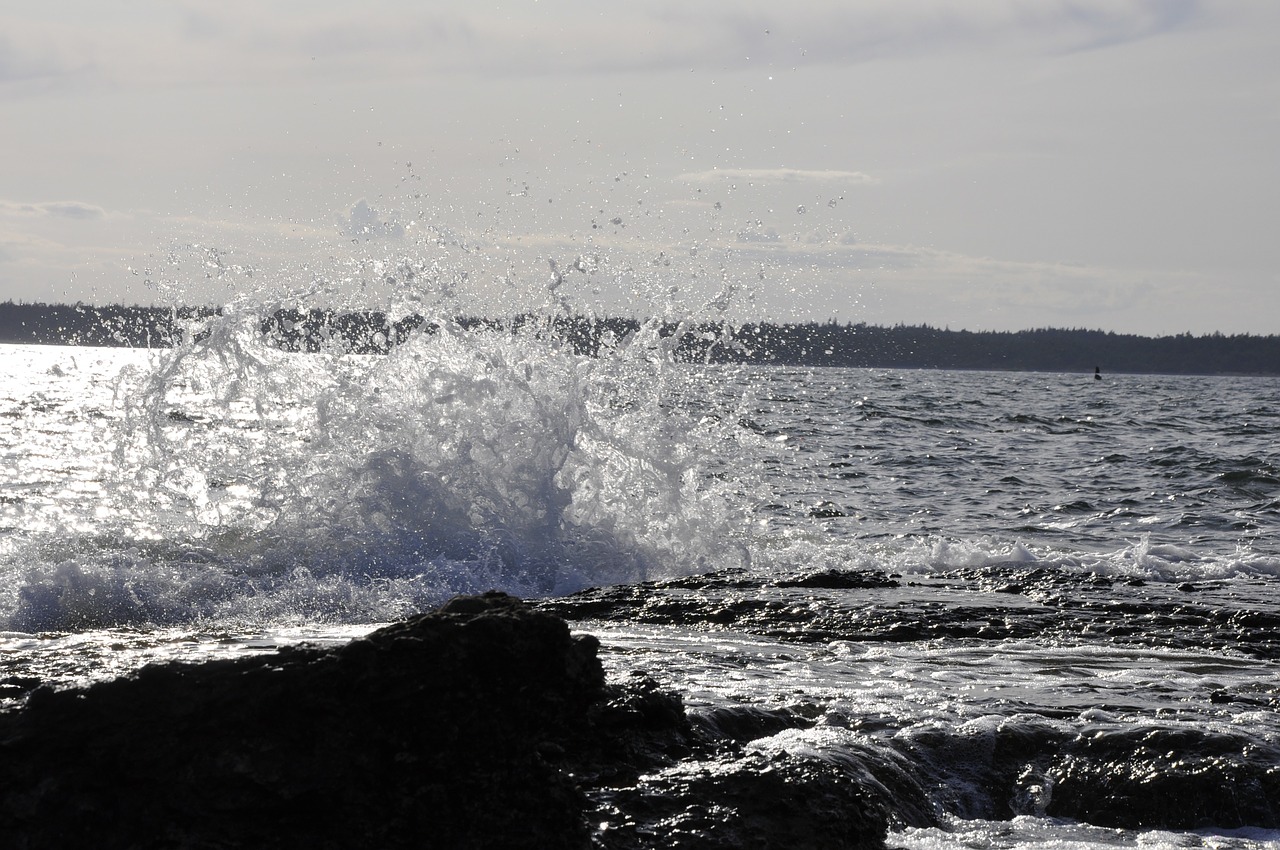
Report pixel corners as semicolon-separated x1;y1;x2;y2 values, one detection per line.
2;1;1278;335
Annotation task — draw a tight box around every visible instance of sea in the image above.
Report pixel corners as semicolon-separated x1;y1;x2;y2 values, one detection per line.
0;323;1278;849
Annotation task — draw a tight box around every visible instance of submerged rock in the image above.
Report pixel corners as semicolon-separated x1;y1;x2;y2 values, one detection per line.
540;566;1280;660
0;593;890;850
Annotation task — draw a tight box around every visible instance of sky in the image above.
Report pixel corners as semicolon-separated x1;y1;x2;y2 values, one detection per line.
2;1;1278;335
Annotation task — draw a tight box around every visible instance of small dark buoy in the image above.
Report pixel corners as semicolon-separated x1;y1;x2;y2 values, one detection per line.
1094;366;1102;380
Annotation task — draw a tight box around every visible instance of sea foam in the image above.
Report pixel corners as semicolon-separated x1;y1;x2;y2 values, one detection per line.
0;314;764;631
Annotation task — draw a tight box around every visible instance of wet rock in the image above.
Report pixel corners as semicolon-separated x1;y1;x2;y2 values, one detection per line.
0;593;892;850
774;569;900;590
0;676;40;699
593;752;888;850
1048;725;1280;829
897;714;1280;831
0;591;601;849
691;705;814;743
808;502;849;518
542;567;1280;661
896;715;1070;821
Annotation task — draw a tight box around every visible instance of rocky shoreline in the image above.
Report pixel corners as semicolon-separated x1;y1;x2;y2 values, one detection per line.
3;584;1276;848
0;592;890;850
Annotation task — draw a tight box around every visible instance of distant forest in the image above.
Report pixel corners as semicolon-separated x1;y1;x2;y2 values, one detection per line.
2;300;1278;377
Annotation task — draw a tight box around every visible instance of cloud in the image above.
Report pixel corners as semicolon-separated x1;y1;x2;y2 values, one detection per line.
0;35;64;83
1012;0;1204;53
0;200;106;220
40;201;106;220
12;0;1214;91
658;0;1210;65
678;168;878;185
0;27;99;95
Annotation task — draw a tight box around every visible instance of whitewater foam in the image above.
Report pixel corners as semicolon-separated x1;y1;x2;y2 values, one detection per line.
0;316;766;631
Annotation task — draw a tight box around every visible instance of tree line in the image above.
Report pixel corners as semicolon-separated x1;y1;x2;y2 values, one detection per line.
1;301;1277;376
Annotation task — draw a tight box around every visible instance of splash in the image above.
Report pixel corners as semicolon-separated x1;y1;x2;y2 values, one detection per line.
0;301;766;632
0;175;801;631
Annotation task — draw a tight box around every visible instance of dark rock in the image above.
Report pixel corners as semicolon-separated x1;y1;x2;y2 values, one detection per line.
1047;725;1280;829
808;502;848;518
774;569;900;590
898;714;1280;831
0;676;41;698
0;591;601;849
691;706;814;743
543;568;1280;661
0;592;891;849
593;752;888;850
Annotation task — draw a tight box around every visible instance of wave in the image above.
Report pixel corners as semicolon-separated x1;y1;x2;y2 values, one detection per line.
741;713;1280;832
0;316;766;631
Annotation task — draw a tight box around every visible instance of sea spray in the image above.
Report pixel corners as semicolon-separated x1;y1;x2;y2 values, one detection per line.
0;301;769;631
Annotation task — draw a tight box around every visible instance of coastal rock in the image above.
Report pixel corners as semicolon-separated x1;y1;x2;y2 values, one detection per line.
897;715;1280;830
1048;725;1280;829
593;752;888;850
540;566;1280;660
0;591;600;849
0;592;890;850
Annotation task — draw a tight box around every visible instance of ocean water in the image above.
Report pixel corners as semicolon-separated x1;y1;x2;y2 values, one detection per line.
1;332;1278;848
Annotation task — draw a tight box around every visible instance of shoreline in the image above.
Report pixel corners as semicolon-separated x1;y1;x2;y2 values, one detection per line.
2;301;1278;376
